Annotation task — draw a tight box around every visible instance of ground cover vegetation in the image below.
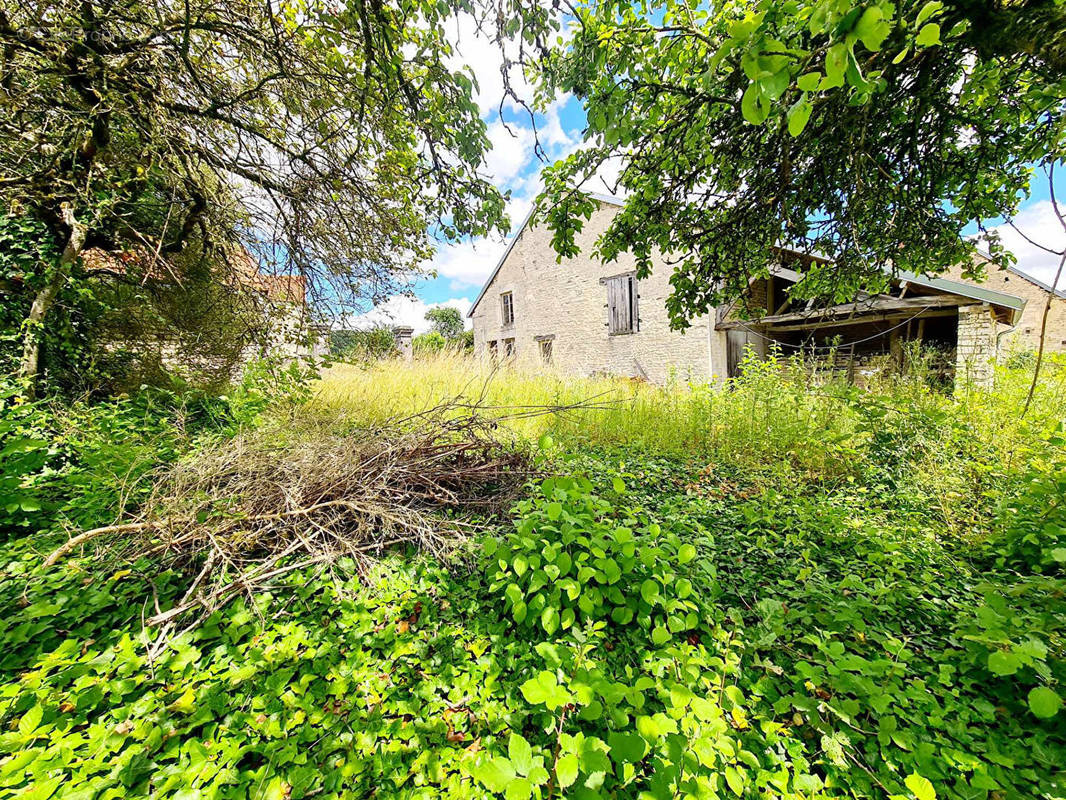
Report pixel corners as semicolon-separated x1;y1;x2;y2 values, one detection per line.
2;351;1064;799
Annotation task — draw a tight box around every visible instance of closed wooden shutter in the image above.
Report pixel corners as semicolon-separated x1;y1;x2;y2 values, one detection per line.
606;275;637;334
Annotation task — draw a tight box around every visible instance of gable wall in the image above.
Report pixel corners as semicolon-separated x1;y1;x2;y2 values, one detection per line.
941;258;1066;353
470;203;716;383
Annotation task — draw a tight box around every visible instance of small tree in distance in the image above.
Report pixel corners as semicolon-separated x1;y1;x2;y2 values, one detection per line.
425;307;466;341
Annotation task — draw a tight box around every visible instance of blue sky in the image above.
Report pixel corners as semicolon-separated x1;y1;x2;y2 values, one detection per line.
352;23;1065;334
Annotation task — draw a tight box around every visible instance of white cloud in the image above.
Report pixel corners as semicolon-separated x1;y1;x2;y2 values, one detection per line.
426;188;539;290
426;236;510;291
346;296;472;334
484;120;536;184
979;201;1066;291
541;97;583;152
446;13;532;117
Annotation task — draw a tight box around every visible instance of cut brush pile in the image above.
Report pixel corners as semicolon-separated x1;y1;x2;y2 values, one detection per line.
44;405;535;637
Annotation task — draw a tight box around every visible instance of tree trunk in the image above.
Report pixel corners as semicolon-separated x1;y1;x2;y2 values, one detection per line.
1021;250;1066;418
18;204;87;398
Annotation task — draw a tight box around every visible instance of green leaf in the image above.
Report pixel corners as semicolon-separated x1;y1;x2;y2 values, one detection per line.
560;607;575;629
513;600;528;623
762;69;790;101
1028;686;1062;719
854;7;891;51
987;650;1020;675
509;733;534;776
905;773;936;800
915;23;940;46
534;641;564;668
725;766;745;795
520;672;549;704
556;753;579;787
787;96;813;137
640;579;660;604
608;731;647;763
916;1;943;25
678;543;697;564
824;42;849;85
545;502;562;521
741;82;769;125
796;72;821;92
611;476;626;493
263;779;291;800
473;756;517;793
520;670;570;710
541;605;559;635
17;704;43;737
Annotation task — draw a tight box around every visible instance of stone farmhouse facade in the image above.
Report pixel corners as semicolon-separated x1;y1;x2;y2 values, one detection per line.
469;195;1063;385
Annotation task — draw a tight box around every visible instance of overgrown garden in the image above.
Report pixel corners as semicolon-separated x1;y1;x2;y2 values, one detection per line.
1;0;1064;796
2;353;1064;799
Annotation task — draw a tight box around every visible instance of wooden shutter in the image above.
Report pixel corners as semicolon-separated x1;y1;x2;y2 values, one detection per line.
626;275;638;333
607;278;620;334
606;275;637;334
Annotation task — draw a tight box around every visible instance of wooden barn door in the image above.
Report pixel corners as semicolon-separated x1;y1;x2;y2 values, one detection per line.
726;329;763;377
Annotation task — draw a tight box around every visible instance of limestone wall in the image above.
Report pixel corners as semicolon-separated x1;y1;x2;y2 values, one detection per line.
942;258;1066;354
956;304;998;386
470;202;718;384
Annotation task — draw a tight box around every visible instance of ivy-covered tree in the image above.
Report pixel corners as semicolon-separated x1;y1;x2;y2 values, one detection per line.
535;0;1066;327
0;0;553;394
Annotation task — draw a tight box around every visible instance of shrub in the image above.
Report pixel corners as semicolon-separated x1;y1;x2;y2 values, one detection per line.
0;358;303;539
413;330;448;355
330;326;397;362
488;475;699;641
991;423;1066;574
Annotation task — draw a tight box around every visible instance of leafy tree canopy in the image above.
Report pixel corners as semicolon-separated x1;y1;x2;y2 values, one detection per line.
535;0;1066;328
425;306;467;339
0;0;552;390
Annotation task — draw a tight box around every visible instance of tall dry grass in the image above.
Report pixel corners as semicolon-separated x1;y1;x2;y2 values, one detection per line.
311;348;1066;479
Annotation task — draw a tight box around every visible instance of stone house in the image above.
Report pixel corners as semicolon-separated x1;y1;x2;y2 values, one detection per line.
941;256;1066;355
468;195;1055;385
81;246;323;385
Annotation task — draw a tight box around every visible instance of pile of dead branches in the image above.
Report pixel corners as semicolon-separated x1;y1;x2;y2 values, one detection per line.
44;404;538;634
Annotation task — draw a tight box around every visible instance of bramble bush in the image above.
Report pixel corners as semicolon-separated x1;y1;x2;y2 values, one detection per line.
487;475;699;639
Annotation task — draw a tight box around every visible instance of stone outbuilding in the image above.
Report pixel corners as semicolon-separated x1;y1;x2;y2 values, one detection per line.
941;255;1066;355
468;195;1048;386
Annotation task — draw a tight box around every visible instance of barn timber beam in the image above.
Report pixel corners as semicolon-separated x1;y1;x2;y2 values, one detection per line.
761;308;957;334
716;294;970;330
